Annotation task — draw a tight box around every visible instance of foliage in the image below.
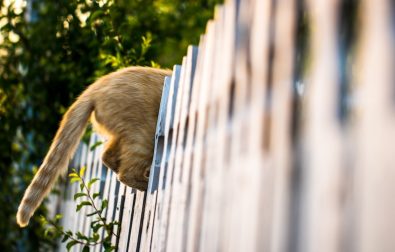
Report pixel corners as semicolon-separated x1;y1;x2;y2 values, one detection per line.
42;168;117;251
0;0;221;250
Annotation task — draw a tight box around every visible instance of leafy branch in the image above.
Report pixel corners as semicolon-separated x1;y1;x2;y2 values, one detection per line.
41;167;118;251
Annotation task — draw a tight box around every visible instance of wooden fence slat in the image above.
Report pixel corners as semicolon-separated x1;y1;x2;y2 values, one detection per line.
224;0;264;251
84;134;99;251
93;162;108;252
245;0;273;251
150;75;171;252
269;0;296;251
214;1;237;251
97;157;116;250
160;65;184;252
199;5;225;252
165;57;187;252
58;144;84;252
72;143;89;252
112;184;126;248
175;45;198;252
79;134;97;248
186;19;216;252
117;187;135;251
140;76;172;252
151;65;181;251
301;1;343;252
91;139;104;252
128;191;146;252
166;45;198;252
182;34;207;252
353;0;395;251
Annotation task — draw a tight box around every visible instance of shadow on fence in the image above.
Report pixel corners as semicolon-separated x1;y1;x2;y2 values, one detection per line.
52;0;395;251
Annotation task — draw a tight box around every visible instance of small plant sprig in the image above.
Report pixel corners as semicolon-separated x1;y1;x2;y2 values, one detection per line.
41;167;119;252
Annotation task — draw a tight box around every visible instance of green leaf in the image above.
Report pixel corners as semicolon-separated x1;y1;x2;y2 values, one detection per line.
93;192;100;199
32;166;38;175
90;219;100;226
76;231;89;241
101;199;108;210
68;173;78;178
88;178;100;189
92;233;100;242
61;234;69;243
106;222;114;231
151;61;161;68
80;183;84;191
39;215;48;226
76;201;92;212
74;192;88;200
44;228;51;238
70;177;81;184
82;245;90;252
141;32;152;56
92;223;104;233
82;127;93;145
90;141;103;151
103;240;112;250
55;214;63;221
79;166;86;177
87;210;100;217
58;226;64;233
90;10;104;21
66;240;78;251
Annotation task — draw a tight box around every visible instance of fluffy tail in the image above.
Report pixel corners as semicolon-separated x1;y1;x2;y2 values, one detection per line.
17;93;94;227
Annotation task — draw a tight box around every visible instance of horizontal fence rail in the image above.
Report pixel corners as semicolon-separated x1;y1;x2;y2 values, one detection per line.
51;0;395;251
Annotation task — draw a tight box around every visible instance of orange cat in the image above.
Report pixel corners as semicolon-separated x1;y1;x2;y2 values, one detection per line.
16;66;171;227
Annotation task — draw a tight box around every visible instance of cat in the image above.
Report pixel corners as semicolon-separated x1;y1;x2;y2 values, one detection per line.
16;66;171;227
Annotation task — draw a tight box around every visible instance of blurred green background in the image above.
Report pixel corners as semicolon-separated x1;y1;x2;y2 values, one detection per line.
0;0;221;250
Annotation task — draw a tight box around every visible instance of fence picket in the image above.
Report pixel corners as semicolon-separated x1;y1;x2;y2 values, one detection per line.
269;0;296;251
353;0;395;251
151;66;181;251
72;143;88;252
58;144;84;252
118;187;135;251
187;19;216;252
140;76;172;251
300;1;343;252
79;134;97;248
165;56;188;252
199;6;225;252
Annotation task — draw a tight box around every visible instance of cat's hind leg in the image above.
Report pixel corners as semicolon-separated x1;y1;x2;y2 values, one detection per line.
101;138;121;173
116;140;153;191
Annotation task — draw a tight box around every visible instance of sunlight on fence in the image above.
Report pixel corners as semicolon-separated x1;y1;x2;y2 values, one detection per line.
52;0;395;251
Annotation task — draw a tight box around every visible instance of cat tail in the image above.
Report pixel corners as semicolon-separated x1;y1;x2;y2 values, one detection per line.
17;92;94;227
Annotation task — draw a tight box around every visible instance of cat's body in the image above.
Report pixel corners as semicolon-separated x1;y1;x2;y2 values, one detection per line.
17;66;171;227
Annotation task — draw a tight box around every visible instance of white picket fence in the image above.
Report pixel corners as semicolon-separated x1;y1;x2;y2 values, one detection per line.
52;0;395;251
